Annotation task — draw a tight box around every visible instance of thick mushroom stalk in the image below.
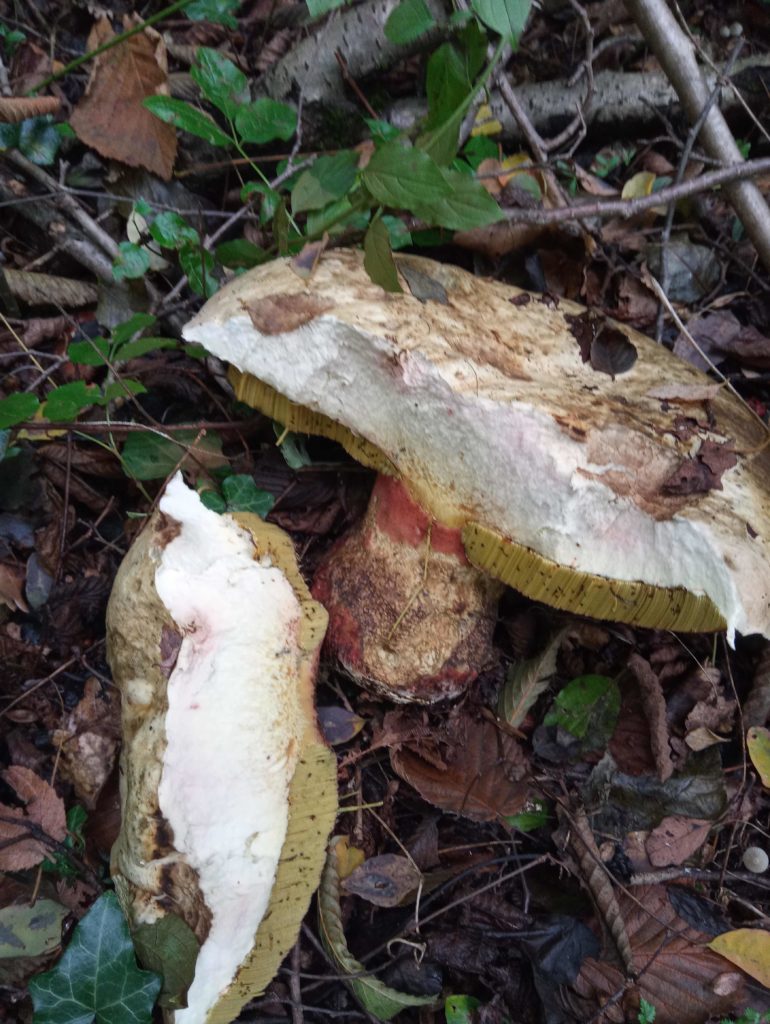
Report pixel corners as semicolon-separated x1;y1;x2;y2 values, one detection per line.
107;476;337;1024
312;475;501;702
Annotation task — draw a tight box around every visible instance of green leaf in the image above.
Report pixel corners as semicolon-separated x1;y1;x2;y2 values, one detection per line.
470;0;531;40
380;215;411;250
199;488;227;513
747;726;770;788
425;44;470;128
0;899;66;959
112;313;157;346
112;242;151;282
291;151;359;214
544;674;620;748
363;141;449;213
0;393;40;428
29;892;161;1024
144;96;233;148
445;995;481;1024
363;118;402;142
215;239;268;268
364;219;402;293
179;243;218;297
505;799;550;832
241;181;281;221
185;0;239;29
305;196;356;237
273;424;312;469
116;336;179;361
435;166;504;229
463;135;498;168
191;48;247;117
384;0;436;44
18;116;62;165
149;211;199;250
43;381;100;421
121;430;223;481
133;915;199;1010
97;380;147;405
234;99;297;144
306;0;346;14
221;474;275;516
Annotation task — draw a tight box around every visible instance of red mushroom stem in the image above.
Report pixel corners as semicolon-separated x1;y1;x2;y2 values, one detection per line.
311;475;501;702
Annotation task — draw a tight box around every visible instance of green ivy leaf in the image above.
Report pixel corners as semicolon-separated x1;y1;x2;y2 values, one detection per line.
191;48;247;117
470;0;531;41
179;244;218;297
199;488;227;513
112;242;151;282
17;116;62;165
234;99;297;144
29;891;161;1024
0;393;40;428
364;219;402;293
185;0;240;29
291;151;359;214
149;212;199;250
144;96;233;148
221;474;275;516
43;381;100;421
384;0;436;44
215;239;268;268
306;0;346;15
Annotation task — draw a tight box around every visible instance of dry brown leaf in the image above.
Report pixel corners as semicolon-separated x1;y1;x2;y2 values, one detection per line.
646;382;723;403
0;96;60;123
628;653;673;781
52;677;120;808
0;766;67;871
69;16;176;180
342;854;421;907
574;885;747;1023
0;563;29;612
645;816;711;867
390;715;529;822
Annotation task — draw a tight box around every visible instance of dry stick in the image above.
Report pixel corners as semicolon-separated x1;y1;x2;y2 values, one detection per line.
654;36;745;341
625;0;770;275
501;155;770;225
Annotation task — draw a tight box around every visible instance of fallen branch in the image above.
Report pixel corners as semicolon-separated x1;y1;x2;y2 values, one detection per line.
502;155;770;225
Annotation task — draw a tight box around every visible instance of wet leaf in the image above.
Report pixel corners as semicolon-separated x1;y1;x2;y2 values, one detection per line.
747;726;770;788
342;854;421;908
318;706;366;746
709;929;770;988
0;900;66;959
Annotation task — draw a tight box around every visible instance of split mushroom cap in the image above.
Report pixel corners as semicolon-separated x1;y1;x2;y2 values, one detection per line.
183;248;770;651
107;475;337;1024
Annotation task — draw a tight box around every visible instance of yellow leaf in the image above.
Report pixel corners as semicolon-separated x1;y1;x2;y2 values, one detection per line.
333;835;366;880
471;103;503;138
621;171;656;200
709;928;770;987
747;726;770;787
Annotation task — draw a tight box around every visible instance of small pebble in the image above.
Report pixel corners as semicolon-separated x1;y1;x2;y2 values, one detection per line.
743;846;769;874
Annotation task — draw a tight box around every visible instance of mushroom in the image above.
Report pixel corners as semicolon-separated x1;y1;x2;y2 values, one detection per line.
183;249;770;702
107;475;337;1023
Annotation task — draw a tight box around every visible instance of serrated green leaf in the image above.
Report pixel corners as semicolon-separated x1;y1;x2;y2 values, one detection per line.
234;99;296;144
149;212;199;250
97;380;147;405
29;892;161;1024
0;393;41;428
499;628;567;727
306;0;347;14
121;430;223;481
319;838;436;1020
435;167;504;229
112;314;157;346
191;47;247;116
0;899;66;959
425;44;469;129
186;0;240;27
144;96;233;148
43;381;100;421
133;915;199;1010
291;151;359;214
112;242;151;282
215;239;268;268
384;0;436;44
470;0;531;40
221;474;274;516
179;244;218;297
364;219;402;293
544;674;620;747
115;336;178;361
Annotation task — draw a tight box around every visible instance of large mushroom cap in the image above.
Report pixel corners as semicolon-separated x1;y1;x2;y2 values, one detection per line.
184;249;770;643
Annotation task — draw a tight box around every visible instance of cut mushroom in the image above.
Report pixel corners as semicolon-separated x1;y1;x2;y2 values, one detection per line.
107;475;337;1023
183;249;770;702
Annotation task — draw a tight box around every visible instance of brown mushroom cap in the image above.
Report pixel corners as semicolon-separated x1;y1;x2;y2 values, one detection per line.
183;249;770;642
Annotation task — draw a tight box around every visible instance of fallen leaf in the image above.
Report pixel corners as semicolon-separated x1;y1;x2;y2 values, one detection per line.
646;382;723;403
566;311;638;378
342;854;421;908
318;706;366;746
69;16;176;180
627;654;673;782
0;766;67;871
709;929;770;988
0;563;28;612
0;900;67;959
390;714;529;822
747;726;770;788
621;170;656;199
51;678;121;808
662;440;738;496
498;628;567;727
246;293;333;333
645;816;711;867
